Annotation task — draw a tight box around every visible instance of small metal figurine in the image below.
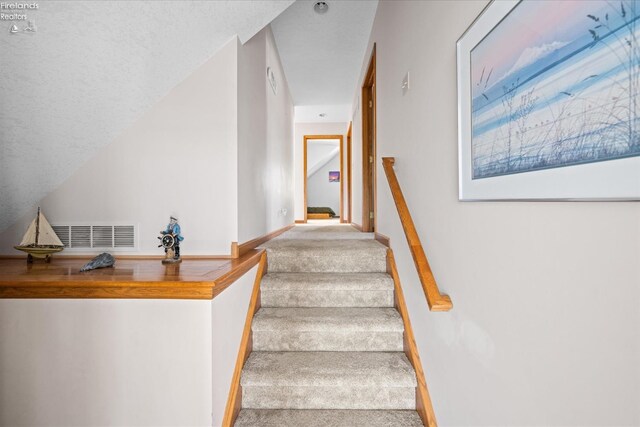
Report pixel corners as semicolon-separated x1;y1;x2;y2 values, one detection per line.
158;216;184;264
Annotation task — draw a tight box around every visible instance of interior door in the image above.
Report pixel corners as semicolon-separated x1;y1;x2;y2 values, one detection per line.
362;45;376;232
367;83;376;231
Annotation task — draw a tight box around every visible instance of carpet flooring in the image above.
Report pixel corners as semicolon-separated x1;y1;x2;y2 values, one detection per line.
235;225;422;426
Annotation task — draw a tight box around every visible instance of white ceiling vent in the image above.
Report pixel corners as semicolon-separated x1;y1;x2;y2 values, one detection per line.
52;224;136;250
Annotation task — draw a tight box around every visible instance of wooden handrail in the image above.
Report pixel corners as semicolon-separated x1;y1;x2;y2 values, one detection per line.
382;157;452;311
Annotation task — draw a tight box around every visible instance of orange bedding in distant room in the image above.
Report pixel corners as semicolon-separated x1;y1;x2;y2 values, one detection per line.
307;213;331;219
307;207;336;218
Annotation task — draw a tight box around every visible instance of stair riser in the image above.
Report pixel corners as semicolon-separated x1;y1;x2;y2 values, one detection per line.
261;290;394;308
242;386;415;410
267;253;387;273
253;331;403;352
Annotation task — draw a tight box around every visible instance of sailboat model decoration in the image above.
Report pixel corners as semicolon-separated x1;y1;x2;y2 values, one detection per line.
14;207;64;263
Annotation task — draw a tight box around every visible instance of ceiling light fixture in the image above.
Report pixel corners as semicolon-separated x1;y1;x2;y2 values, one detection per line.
314;2;329;14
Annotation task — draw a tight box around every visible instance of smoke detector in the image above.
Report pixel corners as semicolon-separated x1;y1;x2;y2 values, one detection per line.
314;2;329;14
319;113;327;118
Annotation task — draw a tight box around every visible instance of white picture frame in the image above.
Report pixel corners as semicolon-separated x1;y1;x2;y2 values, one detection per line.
457;0;640;200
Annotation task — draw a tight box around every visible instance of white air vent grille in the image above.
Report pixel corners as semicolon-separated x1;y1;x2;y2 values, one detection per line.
71;226;91;248
52;226;70;247
114;226;135;248
52;225;136;249
92;226;113;248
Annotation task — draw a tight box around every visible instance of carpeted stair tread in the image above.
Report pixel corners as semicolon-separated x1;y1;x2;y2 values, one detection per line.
234;409;424;426
264;239;388;273
252;307;404;351
261;272;394;291
239;225;422;414
253;307;403;332
261;272;394;308
263;239;386;251
241;351;416;387
281;225;361;233
273;231;375;240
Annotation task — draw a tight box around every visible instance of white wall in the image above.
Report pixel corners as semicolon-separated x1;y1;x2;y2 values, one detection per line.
237;27;295;242
212;265;258;427
0;265;263;427
236;25;295;244
264;28;295;237
0;299;212;426
238;31;268;243
0;1;293;234
1;26;296;256
307;152;341;215
0;38;240;256
307;142;339;176
293;122;348;221
352;1;640;425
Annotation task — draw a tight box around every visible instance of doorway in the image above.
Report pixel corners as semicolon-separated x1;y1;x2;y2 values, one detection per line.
362;44;377;232
304;135;344;223
347;122;352;224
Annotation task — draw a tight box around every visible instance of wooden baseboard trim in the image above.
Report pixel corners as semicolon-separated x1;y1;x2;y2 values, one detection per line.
230;242;240;259
350;222;363;231
230;224;294;259
375;232;390;247
211;250;264;299
294;219;306;224
222;252;267;426
387;249;438;427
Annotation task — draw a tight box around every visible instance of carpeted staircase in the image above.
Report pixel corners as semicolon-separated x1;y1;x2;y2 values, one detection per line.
234;225;424;426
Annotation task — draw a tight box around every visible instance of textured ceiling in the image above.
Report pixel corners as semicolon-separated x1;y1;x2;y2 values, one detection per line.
0;0;293;232
271;0;378;106
294;104;351;123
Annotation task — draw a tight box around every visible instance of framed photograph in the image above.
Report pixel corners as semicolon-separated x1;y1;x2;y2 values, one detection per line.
329;171;340;182
457;0;640;200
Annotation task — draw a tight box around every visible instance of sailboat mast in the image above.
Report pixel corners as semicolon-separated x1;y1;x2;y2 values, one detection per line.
35;207;40;246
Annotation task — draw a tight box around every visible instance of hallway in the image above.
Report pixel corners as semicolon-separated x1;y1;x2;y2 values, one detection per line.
1;1;638;426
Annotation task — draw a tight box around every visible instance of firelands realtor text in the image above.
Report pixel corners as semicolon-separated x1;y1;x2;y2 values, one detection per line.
1;2;37;20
